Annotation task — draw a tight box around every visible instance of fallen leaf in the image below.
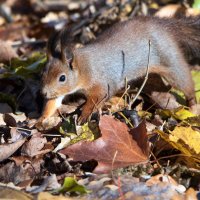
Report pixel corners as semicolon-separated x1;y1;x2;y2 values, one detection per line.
130;120;149;156
0;186;32;200
84;177;111;191
0;40;17;64
0;156;44;184
6;113;27;124
26;174;61;194
37;192;78;200
146;174;176;185
3;113;17;127
173;107;196;120
55;177;90;195
157;106;196;121
0;114;6;125
169;126;200;155
0;137;26;162
36;116;61;131
155;4;182;18
54;122;95;152
10;127;32;143
60;115;149;173
157;126;200;167
186;115;200;126
21;132;47;157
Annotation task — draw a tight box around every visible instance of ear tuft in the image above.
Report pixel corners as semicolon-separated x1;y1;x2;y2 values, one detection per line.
47;31;61;59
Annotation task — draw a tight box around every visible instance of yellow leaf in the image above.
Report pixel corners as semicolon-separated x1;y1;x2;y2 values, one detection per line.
157;107;196;121
156;126;200;167
169;126;200;155
173;107;196;121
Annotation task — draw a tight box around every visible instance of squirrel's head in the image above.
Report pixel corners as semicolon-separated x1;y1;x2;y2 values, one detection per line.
41;57;79;99
41;30;79;99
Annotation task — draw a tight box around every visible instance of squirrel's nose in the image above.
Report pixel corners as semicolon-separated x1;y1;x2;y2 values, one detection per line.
43;91;47;97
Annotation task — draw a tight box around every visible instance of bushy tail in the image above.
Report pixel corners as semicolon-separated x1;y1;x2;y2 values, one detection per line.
160;16;200;61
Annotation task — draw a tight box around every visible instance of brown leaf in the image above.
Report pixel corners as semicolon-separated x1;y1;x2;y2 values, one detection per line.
0;138;26;162
26;174;60;193
0;186;32;200
0;156;44;184
35;116;61;131
21;132;49;157
130;120;149;156
3;113;17;127
0;40;17;64
60;115;149;173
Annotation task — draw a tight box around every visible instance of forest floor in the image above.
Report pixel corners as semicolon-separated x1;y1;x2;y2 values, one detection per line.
0;0;200;199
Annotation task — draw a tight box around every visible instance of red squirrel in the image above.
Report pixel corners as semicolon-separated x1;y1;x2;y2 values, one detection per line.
40;16;199;124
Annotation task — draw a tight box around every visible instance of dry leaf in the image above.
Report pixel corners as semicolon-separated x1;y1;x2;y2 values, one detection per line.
26;174;61;194
169;126;200;155
60;115;149;173
0;186;32;200
0;40;17;64
157;126;200;167
0;138;26;162
21;132;47;157
37;192;79;200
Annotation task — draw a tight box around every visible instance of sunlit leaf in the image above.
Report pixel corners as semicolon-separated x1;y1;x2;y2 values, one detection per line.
1;53;46;79
157;106;196;121
56;177;90;194
157;126;200;167
169;126;200;155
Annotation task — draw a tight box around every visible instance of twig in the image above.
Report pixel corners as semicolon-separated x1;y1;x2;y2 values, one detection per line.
118;112;134;128
117;176;125;200
11;40;46;47
111;151;118;179
116;79;130;108
128;40;151;110
150;150;162;169
149;153;198;163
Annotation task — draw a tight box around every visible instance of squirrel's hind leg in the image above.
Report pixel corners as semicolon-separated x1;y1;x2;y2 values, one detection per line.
159;62;196;107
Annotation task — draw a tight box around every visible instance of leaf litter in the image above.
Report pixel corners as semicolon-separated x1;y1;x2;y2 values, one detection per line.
0;0;200;199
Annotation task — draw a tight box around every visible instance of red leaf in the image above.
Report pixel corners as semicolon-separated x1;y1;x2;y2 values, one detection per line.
60;115;149;173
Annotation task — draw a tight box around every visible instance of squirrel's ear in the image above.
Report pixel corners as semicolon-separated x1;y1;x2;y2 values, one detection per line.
47;31;61;60
61;46;74;69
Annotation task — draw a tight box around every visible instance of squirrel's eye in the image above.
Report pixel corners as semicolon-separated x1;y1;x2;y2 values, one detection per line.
59;75;66;82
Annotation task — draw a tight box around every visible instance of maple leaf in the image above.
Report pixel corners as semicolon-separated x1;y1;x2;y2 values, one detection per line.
60;115;149;173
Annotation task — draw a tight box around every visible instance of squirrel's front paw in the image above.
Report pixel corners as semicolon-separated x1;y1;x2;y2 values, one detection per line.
36;116;61;130
77;111;91;125
77;115;88;125
35;116;46;130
